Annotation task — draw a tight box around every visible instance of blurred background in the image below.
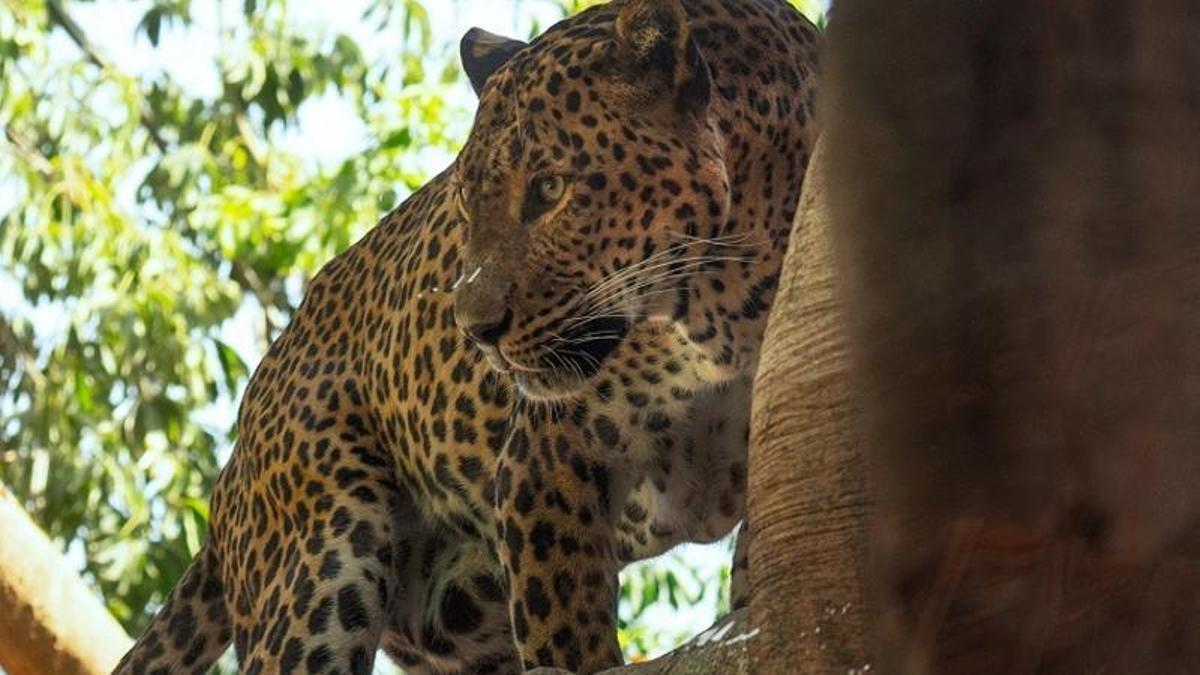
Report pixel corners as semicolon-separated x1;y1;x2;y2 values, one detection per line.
0;0;823;671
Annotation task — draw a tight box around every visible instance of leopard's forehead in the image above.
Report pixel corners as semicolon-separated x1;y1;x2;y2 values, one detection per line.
458;6;624;185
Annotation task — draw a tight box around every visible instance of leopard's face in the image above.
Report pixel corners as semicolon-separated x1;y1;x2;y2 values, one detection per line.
453;3;730;400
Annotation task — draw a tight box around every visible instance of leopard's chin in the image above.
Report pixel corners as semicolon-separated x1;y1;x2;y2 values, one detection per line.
511;370;587;401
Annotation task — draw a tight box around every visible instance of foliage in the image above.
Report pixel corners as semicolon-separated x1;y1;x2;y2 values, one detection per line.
0;0;822;666
1;0;464;638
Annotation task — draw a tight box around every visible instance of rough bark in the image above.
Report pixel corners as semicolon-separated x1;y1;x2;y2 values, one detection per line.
825;1;1200;672
747;138;871;673
0;483;132;675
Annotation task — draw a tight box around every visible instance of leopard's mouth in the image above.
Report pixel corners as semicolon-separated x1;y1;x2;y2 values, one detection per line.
543;316;629;378
501;316;629;400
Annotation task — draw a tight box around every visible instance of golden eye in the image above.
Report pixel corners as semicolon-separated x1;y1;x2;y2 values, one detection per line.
533;175;566;205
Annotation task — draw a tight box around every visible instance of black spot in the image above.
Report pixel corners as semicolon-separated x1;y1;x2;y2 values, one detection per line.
441;584;484;634
334;467;367;490
504;516;525;574
514;480;536;515
474;573;506;603
337;585;370;632
593;416;620;448
559;533;580;555
166;605;197;648
509;428;530;461
591;463;611;511
280;637;304;674
459;455;484;481
645;412;671;432
552;570;577;607
586;173;607;190
306;645;333;672
293;578;315;619
525;577;552;620
331;507;352;536
552;625;575;648
319;550;342;580
350;521;376;558
513;601;530;641
530;521;557;561
181;636;208;667
351;646;372;675
308;597;334;634
623;501;648;523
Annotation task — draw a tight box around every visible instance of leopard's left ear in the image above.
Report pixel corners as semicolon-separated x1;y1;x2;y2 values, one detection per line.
615;0;711;113
461;28;528;96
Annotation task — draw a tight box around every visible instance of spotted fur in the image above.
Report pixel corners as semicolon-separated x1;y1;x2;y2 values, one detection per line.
114;1;818;673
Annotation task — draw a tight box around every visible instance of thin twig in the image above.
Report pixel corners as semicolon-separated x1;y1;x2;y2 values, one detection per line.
41;0;287;346
45;0;170;153
0;313;46;391
3;125;54;176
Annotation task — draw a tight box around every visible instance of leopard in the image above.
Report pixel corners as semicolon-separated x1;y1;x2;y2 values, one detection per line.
113;1;819;673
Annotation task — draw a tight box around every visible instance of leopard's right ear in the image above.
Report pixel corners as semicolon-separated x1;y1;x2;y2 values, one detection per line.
614;0;710;113
460;28;528;96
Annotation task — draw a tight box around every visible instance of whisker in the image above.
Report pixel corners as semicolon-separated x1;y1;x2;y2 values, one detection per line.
666;230;767;249
581;249;711;301
561;261;739;332
580;253;751;305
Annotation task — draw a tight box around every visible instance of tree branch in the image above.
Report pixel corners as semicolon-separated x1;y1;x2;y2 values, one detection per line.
3;125;54;176
0;482;132;675
41;0;289;337
0;313;46;392
44;0;170;153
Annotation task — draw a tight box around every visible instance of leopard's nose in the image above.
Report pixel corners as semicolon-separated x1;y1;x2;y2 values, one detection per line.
461;308;513;348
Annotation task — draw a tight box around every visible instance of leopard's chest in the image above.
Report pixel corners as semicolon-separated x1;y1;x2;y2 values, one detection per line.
568;328;753;562
607;376;753;562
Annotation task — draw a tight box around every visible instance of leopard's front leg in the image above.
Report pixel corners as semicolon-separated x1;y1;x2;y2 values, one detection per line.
495;411;626;674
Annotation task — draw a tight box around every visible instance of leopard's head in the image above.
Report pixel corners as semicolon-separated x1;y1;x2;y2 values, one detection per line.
453;0;732;400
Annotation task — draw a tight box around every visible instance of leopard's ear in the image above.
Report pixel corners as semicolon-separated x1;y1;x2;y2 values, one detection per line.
615;0;711;112
460;28;528;96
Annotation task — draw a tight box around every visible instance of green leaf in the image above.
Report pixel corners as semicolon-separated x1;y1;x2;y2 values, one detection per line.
74;369;95;412
213;339;248;397
381;127;412;150
139;8;164;47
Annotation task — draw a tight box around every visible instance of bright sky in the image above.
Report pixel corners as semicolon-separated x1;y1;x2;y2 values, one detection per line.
5;1;749;668
66;0;573;166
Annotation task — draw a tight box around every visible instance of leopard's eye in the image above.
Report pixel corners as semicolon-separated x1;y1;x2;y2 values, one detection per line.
533;175;565;206
521;174;569;222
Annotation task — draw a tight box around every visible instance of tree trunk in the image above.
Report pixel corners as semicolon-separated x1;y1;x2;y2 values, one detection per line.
0;483;132;675
748;137;871;673
825;1;1200;672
